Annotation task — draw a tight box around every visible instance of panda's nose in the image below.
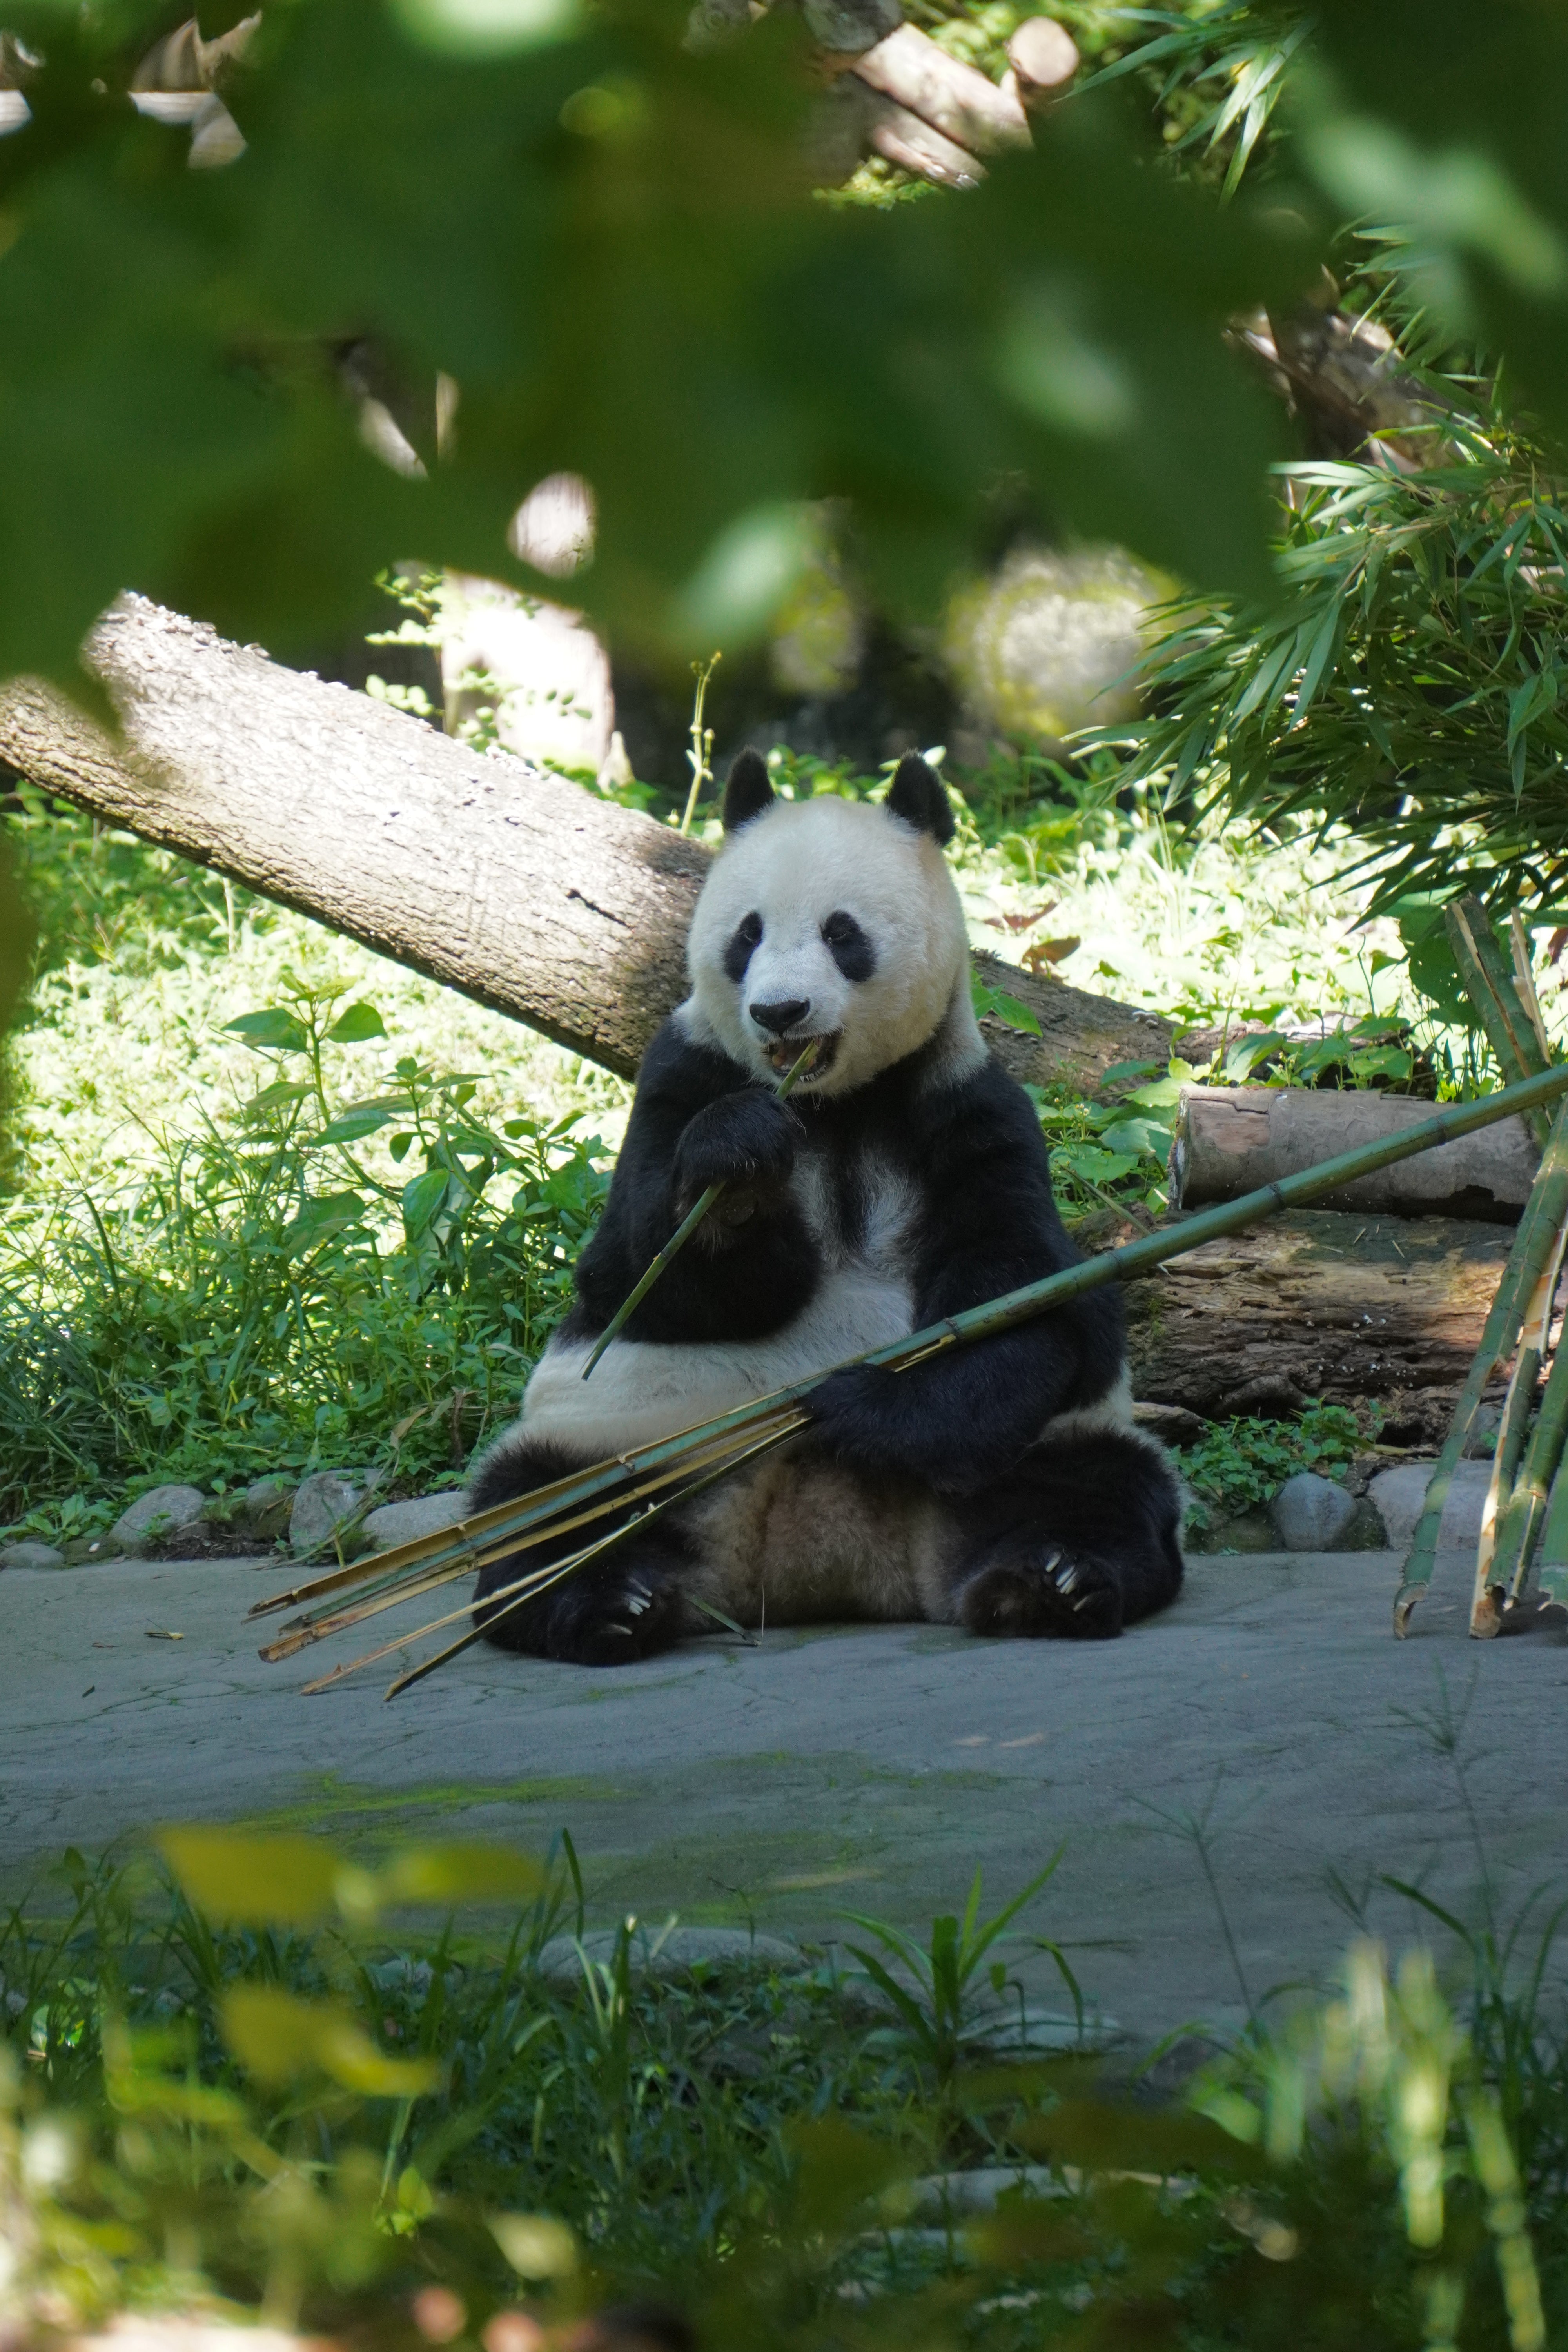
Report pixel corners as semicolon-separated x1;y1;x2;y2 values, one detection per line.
749;997;810;1037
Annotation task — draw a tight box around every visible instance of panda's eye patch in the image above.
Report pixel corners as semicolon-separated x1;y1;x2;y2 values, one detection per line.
821;910;875;983
723;910;763;983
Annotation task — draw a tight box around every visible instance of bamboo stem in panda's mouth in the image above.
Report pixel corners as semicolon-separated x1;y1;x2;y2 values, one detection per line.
579;1037;822;1381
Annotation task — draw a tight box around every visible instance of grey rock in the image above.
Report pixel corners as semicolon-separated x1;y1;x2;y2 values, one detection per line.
61;1536;127;1566
361;1492;467;1550
1461;1406;1503;1461
0;1541;66;1571
1369;1460;1492;1553
112;1483;205;1556
914;2167;1060;2217
1268;1472;1357;1553
1132;1402;1207;1450
1202;1508;1276;1555
289;1467;385;1557
536;1926;800;1987
241;1475;296;1540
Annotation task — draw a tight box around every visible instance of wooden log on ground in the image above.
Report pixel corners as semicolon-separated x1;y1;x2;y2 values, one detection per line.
1171;1086;1539;1224
1119;1208;1514;1428
0;594;1180;1092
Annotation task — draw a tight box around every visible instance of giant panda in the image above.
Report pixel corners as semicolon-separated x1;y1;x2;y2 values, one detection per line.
468;749;1183;1662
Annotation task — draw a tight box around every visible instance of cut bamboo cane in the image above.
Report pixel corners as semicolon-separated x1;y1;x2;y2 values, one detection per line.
1469;1201;1568;1632
1473;1289;1549;1630
1481;1288;1568;1628
1533;1458;1568;1608
240;1063;1568;1677
1510;910;1553;1065
1446;897;1553;1148
1394;1090;1568;1636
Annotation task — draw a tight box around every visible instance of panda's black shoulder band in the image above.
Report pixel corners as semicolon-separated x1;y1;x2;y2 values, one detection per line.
886;753;955;845
722;749;775;832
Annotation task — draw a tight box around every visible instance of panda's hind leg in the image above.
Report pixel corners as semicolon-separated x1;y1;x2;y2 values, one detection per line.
946;1428;1183;1642
468;1431;693;1666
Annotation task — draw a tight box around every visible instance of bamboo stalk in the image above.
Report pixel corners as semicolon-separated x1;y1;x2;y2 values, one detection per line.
581;1038;821;1381
1446;897;1553;1147
1473;1312;1545;1632
1533;1457;1568;1608
243;1061;1568;1677
1510;911;1553;1064
1394;1089;1568;1635
1482;1293;1568;1627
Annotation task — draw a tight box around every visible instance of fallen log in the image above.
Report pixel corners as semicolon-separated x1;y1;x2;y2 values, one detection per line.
0;594;1178;1091
1120;1207;1515;1427
1171;1085;1539;1224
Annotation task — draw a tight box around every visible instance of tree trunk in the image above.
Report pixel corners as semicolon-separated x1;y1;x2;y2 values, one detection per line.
1117;1207;1514;1432
0;594;1179;1091
1171;1085;1539;1224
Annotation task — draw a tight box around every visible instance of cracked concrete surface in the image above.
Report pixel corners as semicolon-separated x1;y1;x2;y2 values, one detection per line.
5;1544;1567;2042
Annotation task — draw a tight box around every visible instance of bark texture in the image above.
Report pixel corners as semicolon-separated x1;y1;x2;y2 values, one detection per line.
0;595;1178;1092
1118;1208;1513;1426
1171;1085;1539;1224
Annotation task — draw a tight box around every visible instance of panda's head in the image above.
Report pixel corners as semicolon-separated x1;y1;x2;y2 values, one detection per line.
685;750;969;1098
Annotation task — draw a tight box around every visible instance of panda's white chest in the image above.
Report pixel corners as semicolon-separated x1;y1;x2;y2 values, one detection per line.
520;1144;918;1455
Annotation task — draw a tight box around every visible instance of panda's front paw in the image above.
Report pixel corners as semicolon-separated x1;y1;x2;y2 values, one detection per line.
956;1546;1124;1641
475;1552;687;1664
546;1566;687;1666
673;1091;800;1223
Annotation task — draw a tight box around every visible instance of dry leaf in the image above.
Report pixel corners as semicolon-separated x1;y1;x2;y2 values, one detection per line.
1022;935;1081;973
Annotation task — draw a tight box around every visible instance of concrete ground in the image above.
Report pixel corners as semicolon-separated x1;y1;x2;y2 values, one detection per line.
5;1544;1567;2045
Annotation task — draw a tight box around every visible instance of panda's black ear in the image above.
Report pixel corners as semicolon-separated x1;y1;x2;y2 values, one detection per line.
722;750;775;833
886;753;955;846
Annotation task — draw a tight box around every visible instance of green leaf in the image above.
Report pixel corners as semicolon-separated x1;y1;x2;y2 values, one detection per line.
375;1843;544;1906
1053;1143;1140;1184
1100;1114;1172;1163
490;2215;577;2279
221;1984;440;2096
161;1828;342;1924
402;1167;451;1240
282;1191;369;1255
973;976;1044;1037
327;1001;389;1044
225;1008;310;1053
312;1105;395;1145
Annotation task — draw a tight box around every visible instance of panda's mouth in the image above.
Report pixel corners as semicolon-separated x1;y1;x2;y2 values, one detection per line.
764;1032;840;1085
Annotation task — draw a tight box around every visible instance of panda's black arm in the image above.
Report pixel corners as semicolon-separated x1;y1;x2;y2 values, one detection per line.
572;1017;820;1345
809;1063;1123;1492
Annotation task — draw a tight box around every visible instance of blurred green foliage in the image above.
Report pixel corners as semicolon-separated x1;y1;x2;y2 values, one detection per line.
3;1825;1564;2347
0;0;1317;688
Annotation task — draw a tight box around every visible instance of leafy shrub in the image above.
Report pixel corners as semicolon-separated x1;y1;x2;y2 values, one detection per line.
0;978;608;1529
3;1828;1563;2348
1176;1399;1374;1538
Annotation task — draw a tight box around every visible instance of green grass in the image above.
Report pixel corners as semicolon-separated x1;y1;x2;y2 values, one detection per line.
2;1828;1563;2349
